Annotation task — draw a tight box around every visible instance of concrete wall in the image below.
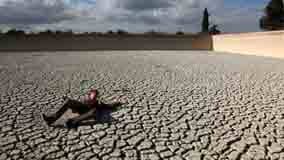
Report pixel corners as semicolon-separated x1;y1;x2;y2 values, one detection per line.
213;31;284;58
3;31;284;58
0;35;212;51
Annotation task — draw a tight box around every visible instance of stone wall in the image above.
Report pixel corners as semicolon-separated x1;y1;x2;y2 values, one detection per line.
0;35;212;51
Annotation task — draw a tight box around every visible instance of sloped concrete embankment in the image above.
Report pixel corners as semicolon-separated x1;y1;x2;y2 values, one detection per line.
213;31;284;58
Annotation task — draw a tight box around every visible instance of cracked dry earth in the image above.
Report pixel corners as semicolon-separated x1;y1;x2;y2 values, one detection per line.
1;51;284;160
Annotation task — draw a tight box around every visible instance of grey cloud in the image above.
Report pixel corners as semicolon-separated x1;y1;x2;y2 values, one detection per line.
118;0;173;11
0;0;266;33
106;10;163;25
175;16;201;25
102;0;225;28
0;0;78;25
93;0;264;33
211;7;263;32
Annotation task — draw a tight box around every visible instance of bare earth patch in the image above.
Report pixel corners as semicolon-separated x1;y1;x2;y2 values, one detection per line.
1;51;284;159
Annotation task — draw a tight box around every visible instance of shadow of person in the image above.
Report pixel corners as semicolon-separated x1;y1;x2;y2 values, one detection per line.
52;102;123;129
79;102;122;125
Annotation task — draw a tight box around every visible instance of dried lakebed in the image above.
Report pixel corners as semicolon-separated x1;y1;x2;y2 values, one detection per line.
1;51;284;160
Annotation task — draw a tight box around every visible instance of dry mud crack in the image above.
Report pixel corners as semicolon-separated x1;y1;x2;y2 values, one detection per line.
1;51;284;160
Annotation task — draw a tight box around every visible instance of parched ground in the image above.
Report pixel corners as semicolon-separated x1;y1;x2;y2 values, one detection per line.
1;51;284;160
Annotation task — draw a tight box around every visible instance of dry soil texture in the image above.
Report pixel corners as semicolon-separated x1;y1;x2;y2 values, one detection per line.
1;51;284;160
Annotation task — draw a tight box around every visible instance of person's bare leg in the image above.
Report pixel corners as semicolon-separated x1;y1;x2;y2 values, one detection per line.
65;108;96;128
42;97;81;125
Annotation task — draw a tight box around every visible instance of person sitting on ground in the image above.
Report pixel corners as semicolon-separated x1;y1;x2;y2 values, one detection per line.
42;89;121;128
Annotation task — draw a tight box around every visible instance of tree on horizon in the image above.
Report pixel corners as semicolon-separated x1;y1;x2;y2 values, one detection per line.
176;30;184;35
209;24;221;35
5;29;25;36
39;29;54;36
260;0;284;30
117;29;128;35
107;30;114;34
202;8;210;33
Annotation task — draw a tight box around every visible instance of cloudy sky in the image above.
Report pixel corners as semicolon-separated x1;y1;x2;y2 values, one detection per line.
0;0;270;33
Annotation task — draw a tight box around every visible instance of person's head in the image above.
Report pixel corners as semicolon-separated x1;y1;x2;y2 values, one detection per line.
89;89;99;101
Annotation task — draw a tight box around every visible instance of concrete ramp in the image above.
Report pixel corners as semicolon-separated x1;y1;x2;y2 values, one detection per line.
213;31;284;58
